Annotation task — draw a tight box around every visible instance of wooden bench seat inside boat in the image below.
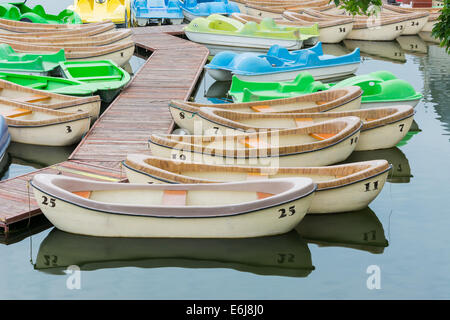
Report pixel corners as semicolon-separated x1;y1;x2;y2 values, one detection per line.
309;132;337;140
240;137;272;148
13;94;51;103
162;190;187;206
73;191;92;199
0;107;32;118
250;105;273;112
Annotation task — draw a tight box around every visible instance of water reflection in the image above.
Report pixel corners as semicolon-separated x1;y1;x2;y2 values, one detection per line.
418;32;440;45
295;207;388;254
344;147;412;183
344;40;406;63
7;142;74;169
34;229;314;278
321;43;352;56
1;215;51;245
418;44;450;140
397;120;421;147
396;36;428;56
205;80;233;103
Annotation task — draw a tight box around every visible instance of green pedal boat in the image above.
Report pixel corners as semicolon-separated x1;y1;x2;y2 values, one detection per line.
229;71;423;108
0;60;131;102
184;14;318;53
0;2;81;24
229;72;329;103
0;71;95;96
59;60;131;103
0;44;65;76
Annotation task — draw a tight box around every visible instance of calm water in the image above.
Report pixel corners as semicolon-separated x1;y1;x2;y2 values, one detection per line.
1;1;450;299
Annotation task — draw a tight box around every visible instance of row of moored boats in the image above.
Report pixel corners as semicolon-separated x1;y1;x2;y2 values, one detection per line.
0;0;431;240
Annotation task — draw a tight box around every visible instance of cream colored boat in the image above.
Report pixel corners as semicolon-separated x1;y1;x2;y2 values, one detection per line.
169;86;363;133
2;40;135;67
382;3;437;33
418;31;441;44
31;174;316;238
380;6;429;35
124;155;391;214
0;17;113;29
149;117;362;167
282;11;353;43
0;99;90;146
35;228;314;277
195;105;415;151
0;29;133;47
0;21;115;36
303;9;406;41
0;80;100;120
242;0;331;18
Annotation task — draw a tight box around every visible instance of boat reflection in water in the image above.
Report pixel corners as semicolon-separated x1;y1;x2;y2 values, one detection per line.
296;207;388;254
34;229;314;278
418;32;441;45
321;43;352;57
396;36;428;56
344;40;406;64
397;119;421;147
7;142;74;169
344;147;412;183
205;80;233;104
0;150;10;179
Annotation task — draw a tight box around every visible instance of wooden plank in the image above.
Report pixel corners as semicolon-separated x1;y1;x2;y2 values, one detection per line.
0;26;208;232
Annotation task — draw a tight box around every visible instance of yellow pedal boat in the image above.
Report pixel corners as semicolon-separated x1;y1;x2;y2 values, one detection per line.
68;0;131;27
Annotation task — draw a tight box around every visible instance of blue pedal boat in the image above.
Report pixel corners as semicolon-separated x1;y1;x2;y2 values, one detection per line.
0;115;11;165
131;0;184;26
179;0;240;22
205;42;360;82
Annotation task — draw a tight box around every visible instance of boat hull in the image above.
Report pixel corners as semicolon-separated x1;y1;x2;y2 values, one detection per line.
7;118;90;146
185;31;304;50
401;16;428;35
356;115;414;151
347;22;405;41
362;99;421;109
45;101;101;122
124;163;389;214
149;130;360;167
192;112;413;151
318;23;353;43
66;45;135;67
169;97;362;134
31;187;314;238
233;63;360;82
207;62;359;82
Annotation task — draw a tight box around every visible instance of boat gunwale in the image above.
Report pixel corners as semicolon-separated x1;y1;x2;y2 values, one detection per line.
123;155;392;191
4;40;136;59
282;11;354;28
169;86;363;115
0;98;91;127
195;105;415;132
0;79;101;109
149;117;363;158
30;175;317;219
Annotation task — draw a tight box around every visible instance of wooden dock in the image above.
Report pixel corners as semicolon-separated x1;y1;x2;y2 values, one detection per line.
0;25;209;234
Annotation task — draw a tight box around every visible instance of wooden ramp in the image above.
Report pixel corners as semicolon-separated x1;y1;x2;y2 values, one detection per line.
0;25;209;234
